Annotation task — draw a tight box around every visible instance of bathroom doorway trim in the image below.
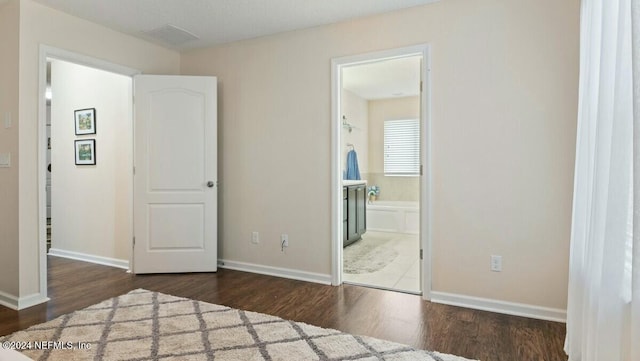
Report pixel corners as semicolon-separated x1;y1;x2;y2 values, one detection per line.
330;44;433;300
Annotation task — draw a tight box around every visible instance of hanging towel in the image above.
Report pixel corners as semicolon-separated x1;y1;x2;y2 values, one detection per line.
345;149;361;180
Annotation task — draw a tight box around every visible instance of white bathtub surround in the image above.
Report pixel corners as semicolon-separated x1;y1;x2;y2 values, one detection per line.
362;173;420;202
367;201;419;234
343;231;420;294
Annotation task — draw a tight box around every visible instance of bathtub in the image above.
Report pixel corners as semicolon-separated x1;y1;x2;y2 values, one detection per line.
366;201;419;234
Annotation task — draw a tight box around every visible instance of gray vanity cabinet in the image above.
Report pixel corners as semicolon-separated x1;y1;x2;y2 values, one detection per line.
343;184;366;247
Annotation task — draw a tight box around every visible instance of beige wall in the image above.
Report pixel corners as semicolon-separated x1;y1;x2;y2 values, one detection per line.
3;0;579;311
341;89;368;176
0;0;20;298
16;0;180;298
182;0;579;309
366;96;420;202
50;60;132;263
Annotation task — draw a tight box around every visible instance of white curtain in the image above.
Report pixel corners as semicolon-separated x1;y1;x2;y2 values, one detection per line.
565;0;639;360
631;1;640;361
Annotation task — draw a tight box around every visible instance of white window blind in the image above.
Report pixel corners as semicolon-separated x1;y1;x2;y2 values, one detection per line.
384;119;420;176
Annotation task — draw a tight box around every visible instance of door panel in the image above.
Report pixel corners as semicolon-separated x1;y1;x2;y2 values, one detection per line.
134;75;217;274
356;186;366;236
148;90;205;191
148;204;205;249
348;187;357;242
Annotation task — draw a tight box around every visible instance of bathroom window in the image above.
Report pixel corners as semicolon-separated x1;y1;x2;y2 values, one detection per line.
384;119;420;176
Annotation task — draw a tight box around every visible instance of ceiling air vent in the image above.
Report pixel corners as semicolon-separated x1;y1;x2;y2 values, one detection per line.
144;24;199;46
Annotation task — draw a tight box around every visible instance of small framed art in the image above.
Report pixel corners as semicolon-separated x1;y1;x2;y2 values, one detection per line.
74;108;96;135
75;139;96;165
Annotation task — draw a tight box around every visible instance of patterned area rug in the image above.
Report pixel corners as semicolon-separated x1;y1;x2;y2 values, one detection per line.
343;234;399;274
1;289;477;361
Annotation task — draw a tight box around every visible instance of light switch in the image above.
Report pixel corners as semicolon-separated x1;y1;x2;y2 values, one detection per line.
4;112;11;129
0;153;11;167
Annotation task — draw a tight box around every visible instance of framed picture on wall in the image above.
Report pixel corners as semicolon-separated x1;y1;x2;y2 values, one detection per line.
75;139;96;165
74;108;96;135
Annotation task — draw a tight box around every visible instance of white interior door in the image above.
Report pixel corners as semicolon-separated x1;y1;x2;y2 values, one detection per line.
133;75;217;273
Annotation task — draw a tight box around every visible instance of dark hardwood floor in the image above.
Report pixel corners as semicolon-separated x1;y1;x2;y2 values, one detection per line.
0;256;567;361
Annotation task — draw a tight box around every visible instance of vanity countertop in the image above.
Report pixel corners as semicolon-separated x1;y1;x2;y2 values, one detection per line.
343;180;367;187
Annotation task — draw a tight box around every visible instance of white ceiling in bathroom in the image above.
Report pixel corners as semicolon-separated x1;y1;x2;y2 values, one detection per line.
342;56;421;100
30;0;440;50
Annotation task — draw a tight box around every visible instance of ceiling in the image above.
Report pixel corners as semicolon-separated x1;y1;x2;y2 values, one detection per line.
342;56;421;100
31;0;439;51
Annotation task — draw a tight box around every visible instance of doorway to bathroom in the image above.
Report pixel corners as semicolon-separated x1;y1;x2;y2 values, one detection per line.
331;45;432;297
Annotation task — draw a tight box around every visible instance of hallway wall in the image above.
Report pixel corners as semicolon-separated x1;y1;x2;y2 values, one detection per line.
49;60;132;264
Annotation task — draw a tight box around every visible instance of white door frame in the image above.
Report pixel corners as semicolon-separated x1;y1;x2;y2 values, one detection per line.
330;44;433;300
37;45;140;298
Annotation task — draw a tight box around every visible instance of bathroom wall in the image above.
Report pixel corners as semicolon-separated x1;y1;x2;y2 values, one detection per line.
341;89;368;178
50;59;133;264
365;96;420;201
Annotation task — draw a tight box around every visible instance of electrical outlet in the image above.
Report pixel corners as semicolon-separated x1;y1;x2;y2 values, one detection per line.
490;255;502;272
0;153;10;168
251;231;259;244
4;112;11;129
281;234;288;250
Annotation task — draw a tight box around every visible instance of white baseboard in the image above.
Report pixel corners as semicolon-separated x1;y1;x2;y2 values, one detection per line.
18;293;50;310
430;291;566;323
0;290;49;310
49;248;129;270
0;290;18;310
218;259;331;285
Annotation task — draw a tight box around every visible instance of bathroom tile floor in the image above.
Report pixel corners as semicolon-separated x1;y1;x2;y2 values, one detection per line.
343;231;421;294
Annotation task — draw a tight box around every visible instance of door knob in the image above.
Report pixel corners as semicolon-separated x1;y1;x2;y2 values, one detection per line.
207;181;214;188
